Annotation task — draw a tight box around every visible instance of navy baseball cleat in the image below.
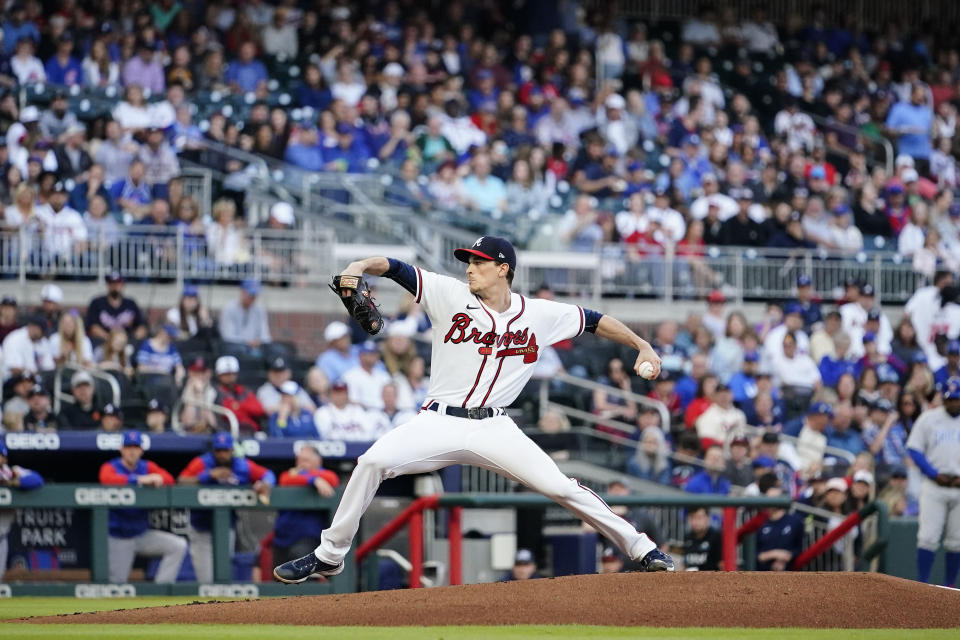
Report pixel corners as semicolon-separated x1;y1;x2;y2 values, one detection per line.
638;548;675;572
273;552;344;584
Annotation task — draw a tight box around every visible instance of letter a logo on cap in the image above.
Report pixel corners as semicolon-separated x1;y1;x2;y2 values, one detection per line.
474;237;484;247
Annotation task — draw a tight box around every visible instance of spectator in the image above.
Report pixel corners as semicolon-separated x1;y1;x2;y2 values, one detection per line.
109;159;152;220
225;41;268;94
627;418;672;485
136;324;185;387
45;123;93;181
95;120;140;187
145;399;170;433
21;384;60;432
316;321;359;384
763;304;810;365
99;431;186;584
296;64;332;112
58;370;101;430
861;398;908;468
206;198;252;271
599;546;625;574
37;180;87;264
694;383;747;450
82;37;119;88
49;310;94;369
165;284;213;341
461;152;507;217
94;327;134;382
85;272;147;343
267;381;319;439
70;164;113;216
38;92;78;141
113;85;154;133
685;445;731;495
273;445;340;565
841;284;893;359
592;357;638;436
724;436;754;487
701;290;728;342
313;381;374;441
499;548;543;582
44;33;82;86
139;127;181;191
258;357;316;415
771;332;821;412
178;358;218;435
218;279;271;354
9;37;45;85
342;341;392;411
0;296;19;343
825;402;864;457
394;356;429;414
367;383;416;438
886;83;933;170
709;312;749;384
791;402;833;472
0;439;44;580
122;41;165;95
1;315;54;381
685;373;718;430
681;505;722;571
178;433;274;583
755;476;804;571
559;194;603;252
213;356;266;435
261;7;298;59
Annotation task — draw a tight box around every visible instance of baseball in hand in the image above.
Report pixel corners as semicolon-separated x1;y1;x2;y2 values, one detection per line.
637;361;656;379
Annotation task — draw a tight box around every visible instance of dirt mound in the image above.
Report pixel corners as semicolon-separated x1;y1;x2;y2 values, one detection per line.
17;572;960;628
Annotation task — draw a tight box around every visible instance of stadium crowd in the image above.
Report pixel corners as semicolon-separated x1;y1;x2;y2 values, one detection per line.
3;1;960;574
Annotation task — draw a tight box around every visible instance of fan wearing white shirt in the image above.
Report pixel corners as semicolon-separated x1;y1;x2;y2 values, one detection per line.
37;182;87;261
341;341;393;410
1;316;55;381
840;283;893;358
313;382;376;442
771;332;822;393
368;384;416;438
763;304;811;366
689;174;738;221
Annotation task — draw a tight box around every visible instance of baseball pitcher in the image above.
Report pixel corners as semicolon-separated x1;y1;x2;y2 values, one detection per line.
274;236;673;583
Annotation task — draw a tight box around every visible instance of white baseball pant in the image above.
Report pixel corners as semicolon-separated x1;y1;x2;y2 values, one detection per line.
315;410;657;564
187;527;236;583
917;479;960;552
108;530;187;583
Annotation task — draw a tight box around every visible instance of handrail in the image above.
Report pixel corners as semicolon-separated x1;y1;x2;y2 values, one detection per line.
791;499;887;570
738;424;856;465
171;398;241;442
540;372;671;435
52;365;122;414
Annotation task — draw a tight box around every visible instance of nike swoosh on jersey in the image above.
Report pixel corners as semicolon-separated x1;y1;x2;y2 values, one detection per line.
466;305;480;310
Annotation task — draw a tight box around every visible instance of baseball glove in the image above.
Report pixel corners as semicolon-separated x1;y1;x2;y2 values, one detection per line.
329;275;383;335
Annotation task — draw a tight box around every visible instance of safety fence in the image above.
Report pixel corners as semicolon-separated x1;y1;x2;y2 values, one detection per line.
355;493;889;588
0;484;352;597
0;224;336;288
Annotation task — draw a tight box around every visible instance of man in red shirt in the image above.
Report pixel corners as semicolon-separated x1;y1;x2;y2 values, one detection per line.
213;356;266;434
273;445;340;565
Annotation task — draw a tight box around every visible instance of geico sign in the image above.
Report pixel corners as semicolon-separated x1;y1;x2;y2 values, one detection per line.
5;432;60;450
0;488;11;506
97;433;151;451
295;440;347;457
197;489;257;506
198;584;259;598
75;584;136;598
0;585;11;598
240;439;260;457
74;487;137;506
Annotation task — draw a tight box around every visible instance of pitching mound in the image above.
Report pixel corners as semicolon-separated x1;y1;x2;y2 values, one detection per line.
17;572;960;628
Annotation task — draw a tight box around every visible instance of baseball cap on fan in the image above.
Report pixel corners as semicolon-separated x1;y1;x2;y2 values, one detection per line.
454;236;517;270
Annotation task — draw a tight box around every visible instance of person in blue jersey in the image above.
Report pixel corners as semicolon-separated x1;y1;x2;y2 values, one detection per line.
268;381;320;438
178;433;275;582
99;431;186;583
273;445;340;565
0;438;44;582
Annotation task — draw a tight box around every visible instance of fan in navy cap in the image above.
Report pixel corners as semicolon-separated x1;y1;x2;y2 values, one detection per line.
0;295;18;342
789;273;822;331
782;402;833;472
145;398;170;433
500;548;543;581
840;280;891;360
178;430;275;583
934;340;960;387
99;429;185;584
87;271;148;342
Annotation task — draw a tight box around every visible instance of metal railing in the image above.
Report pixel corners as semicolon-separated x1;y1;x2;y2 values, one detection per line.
0;224;336;287
539;372;671;433
52;365;122;414
171;398;240;440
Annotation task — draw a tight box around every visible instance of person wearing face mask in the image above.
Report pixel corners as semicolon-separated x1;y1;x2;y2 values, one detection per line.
907;377;960;587
85;272;147;344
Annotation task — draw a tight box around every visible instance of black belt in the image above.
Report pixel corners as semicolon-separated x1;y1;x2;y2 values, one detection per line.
426;402;505;420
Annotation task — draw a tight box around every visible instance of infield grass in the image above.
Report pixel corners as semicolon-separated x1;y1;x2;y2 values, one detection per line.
0;598;956;639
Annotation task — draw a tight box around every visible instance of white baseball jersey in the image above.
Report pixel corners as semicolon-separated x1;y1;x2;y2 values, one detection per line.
412;268;588;408
368;409;417;438
907;407;960;476
907;287;960;369
313;404;375;442
839;302;893;358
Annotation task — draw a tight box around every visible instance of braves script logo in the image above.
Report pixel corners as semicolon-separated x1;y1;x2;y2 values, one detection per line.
444;313;539;362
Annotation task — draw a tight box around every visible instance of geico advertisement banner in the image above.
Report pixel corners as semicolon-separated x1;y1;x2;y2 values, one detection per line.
198;584;260;598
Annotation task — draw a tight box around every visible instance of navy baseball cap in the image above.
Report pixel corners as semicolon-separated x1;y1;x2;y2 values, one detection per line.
122;431;143;447
454;236;517;270
797;274;812;287
269;357;288;371
744;350;760;363
0;439;7;457
877;364;900;384
182;284;198;297
944;377;960;399
871;397;894;412
102;403;122;417
146;398;168;413
752;455;776;469
212;432;234;450
863;331;876;343
514;548;535;565
784;301;803;316
859;283;875;297
948;340;960;356
866;308;881;322
808;402;834;417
